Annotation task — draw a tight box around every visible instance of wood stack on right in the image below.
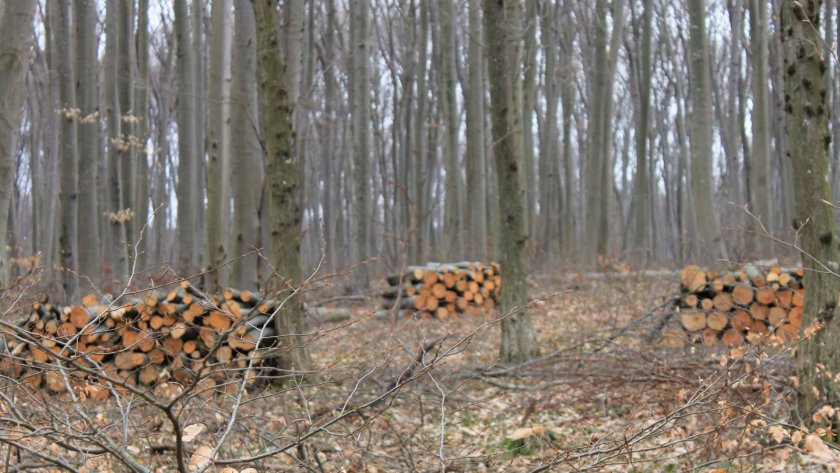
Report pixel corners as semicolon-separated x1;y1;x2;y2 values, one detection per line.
674;265;805;347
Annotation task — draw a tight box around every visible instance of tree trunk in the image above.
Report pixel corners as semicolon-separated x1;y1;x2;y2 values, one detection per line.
484;0;539;364
440;0;463;259
230;0;262;290
253;0;313;375
118;0;136;248
631;0;653;265
74;0;101;287
52;0;79;300
134;0;150;269
175;0;199;276
781;0;840;417
465;0;487;261
749;0;773;254
687;0;728;265
206;0;232;291
351;0;372;284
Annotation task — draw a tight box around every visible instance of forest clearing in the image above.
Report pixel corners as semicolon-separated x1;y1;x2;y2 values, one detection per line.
2;0;840;471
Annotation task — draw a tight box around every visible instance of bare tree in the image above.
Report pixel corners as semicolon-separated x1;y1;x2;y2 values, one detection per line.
484;0;539;363
687;0;727;264
781;0;840;415
206;0;232;291
0;0;36;286
351;0;372;284
230;0;262;290
253;0;313;374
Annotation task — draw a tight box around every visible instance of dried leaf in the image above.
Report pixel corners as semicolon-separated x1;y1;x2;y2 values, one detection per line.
804;434;836;462
507;426;544;441
188;445;213;471
182;424;206;443
768;425;787;444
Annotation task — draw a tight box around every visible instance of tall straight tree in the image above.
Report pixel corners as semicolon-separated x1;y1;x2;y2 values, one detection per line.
484;0;539;363
749;0;773;253
52;0;79;299
175;0;200;275
440;0;463;258
465;0;487;260
686;0;727;264
104;0;128;283
631;0;653;265
118;0;136;247
252;0;313;375
0;0;36;286
206;0;232;291
134;0;150;260
351;0;372;283
781;0;840;416
230;0;262;290
74;0;100;286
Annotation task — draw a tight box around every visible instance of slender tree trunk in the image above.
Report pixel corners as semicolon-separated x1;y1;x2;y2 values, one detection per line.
175;0;199;275
440;0;463;258
206;0;232;291
484;0;539;364
74;0;101;287
465;0;487;261
687;0;728;265
118;0;136;248
52;0;79;299
230;0;262;290
522;0;537;253
631;0;653;265
104;0;128;285
749;0;773;254
134;0;150;268
192;0;206;272
781;0;840;416
253;0;313;375
350;0;371;284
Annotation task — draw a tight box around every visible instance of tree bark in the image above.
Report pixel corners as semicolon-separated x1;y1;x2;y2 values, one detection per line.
253;0;313;375
465;0;488;261
631;0;653;265
484;0;539;364
781;0;840;416
206;0;232;291
73;0;101;287
175;0;199;276
687;0;728;265
749;0;773;254
230;0;262;290
52;0;79;299
351;0;372;284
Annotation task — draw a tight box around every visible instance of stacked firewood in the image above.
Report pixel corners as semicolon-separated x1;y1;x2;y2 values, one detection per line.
665;265;806;347
382;262;501;318
0;282;286;399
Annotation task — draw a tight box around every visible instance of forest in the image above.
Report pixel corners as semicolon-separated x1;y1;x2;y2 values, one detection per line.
0;0;840;471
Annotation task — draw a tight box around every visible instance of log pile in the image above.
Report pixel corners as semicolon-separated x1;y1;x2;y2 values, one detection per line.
663;264;806;347
0;282;287;399
382;262;501;318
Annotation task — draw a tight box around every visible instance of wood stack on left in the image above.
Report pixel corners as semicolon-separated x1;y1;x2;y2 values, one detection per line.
0;282;281;399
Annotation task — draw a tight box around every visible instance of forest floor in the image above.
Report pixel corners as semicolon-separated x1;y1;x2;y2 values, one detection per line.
16;272;833;472
205;271;824;473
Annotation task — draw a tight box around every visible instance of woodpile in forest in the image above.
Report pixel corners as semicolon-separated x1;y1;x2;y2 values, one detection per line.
381;262;501;318
0;282;289;399
662;264;806;348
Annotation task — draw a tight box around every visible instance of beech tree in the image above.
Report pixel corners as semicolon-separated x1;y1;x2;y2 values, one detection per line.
781;0;840;416
484;0;539;363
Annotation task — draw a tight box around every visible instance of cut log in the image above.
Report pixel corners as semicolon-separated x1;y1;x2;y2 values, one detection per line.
712;293;733;312
749;302;769;321
680;311;707;332
114;352;146;370
731;310;752;331
722;328;745;346
680;265;707;292
731;285;754;306
702;328;719;347
768;307;787;327
755;287;776;305
706;312;729;331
